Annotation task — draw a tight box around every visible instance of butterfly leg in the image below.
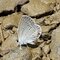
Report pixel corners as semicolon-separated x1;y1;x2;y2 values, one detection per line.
19;44;22;50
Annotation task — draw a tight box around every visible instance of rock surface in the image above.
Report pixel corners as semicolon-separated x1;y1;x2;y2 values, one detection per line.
2;12;22;29
50;26;60;60
31;47;42;60
0;0;60;60
42;45;50;54
43;10;60;25
1;34;18;51
3;47;32;60
35;10;60;32
21;0;54;16
41;0;56;4
0;0;28;12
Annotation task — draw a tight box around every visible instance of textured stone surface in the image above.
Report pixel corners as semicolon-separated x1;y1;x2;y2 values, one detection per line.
0;0;28;12
42;45;50;54
41;0;56;4
0;0;60;60
43;10;60;25
21;0;53;16
2;12;22;29
35;10;60;33
31;47;42;59
3;47;31;60
0;25;4;42
50;26;60;60
42;55;50;60
1;34;18;50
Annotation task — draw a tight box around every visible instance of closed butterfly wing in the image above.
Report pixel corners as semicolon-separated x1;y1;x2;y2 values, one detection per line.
18;15;42;45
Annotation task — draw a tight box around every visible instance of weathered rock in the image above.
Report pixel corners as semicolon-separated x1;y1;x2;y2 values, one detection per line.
41;26;52;32
21;0;53;16
41;0;56;4
1;34;18;50
0;25;4;43
0;0;28;12
31;47;42;60
0;17;5;24
56;0;60;4
12;27;17;33
2;12;22;29
42;45;50;54
3;47;31;60
31;47;42;57
35;11;60;33
50;26;60;60
18;0;29;5
32;56;41;60
43;10;60;25
39;42;46;48
42;55;50;60
3;30;14;39
35;19;53;33
41;0;56;10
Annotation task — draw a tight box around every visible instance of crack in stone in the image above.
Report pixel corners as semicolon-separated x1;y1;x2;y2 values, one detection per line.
31;10;55;19
48;23;60;33
0;10;14;17
0;0;29;17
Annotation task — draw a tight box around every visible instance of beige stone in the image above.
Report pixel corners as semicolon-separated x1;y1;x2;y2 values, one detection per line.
31;47;42;59
12;27;17;33
0;25;4;42
39;42;46;48
3;47;32;60
1;34;18;50
2;12;22;29
35;10;60;33
32;56;41;60
0;0;28;12
44;10;60;25
41;24;56;33
42;45;50;54
21;0;53;16
0;17;5;24
50;26;60;60
42;55;50;60
32;47;42;56
41;26;52;32
41;0;56;4
18;0;29;5
3;30;14;39
35;18;44;25
35;18;56;33
42;56;47;60
56;0;60;4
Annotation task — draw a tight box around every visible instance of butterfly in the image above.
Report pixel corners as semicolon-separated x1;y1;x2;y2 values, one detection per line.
18;15;42;46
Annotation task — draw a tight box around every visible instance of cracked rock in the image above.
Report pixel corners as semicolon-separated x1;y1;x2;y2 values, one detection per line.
41;0;56;4
42;55;50;60
2;12;22;29
43;10;60;25
3;47;31;60
0;0;28;13
21;0;54;16
42;45;50;54
31;47;42;59
50;26;60;60
1;34;18;51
